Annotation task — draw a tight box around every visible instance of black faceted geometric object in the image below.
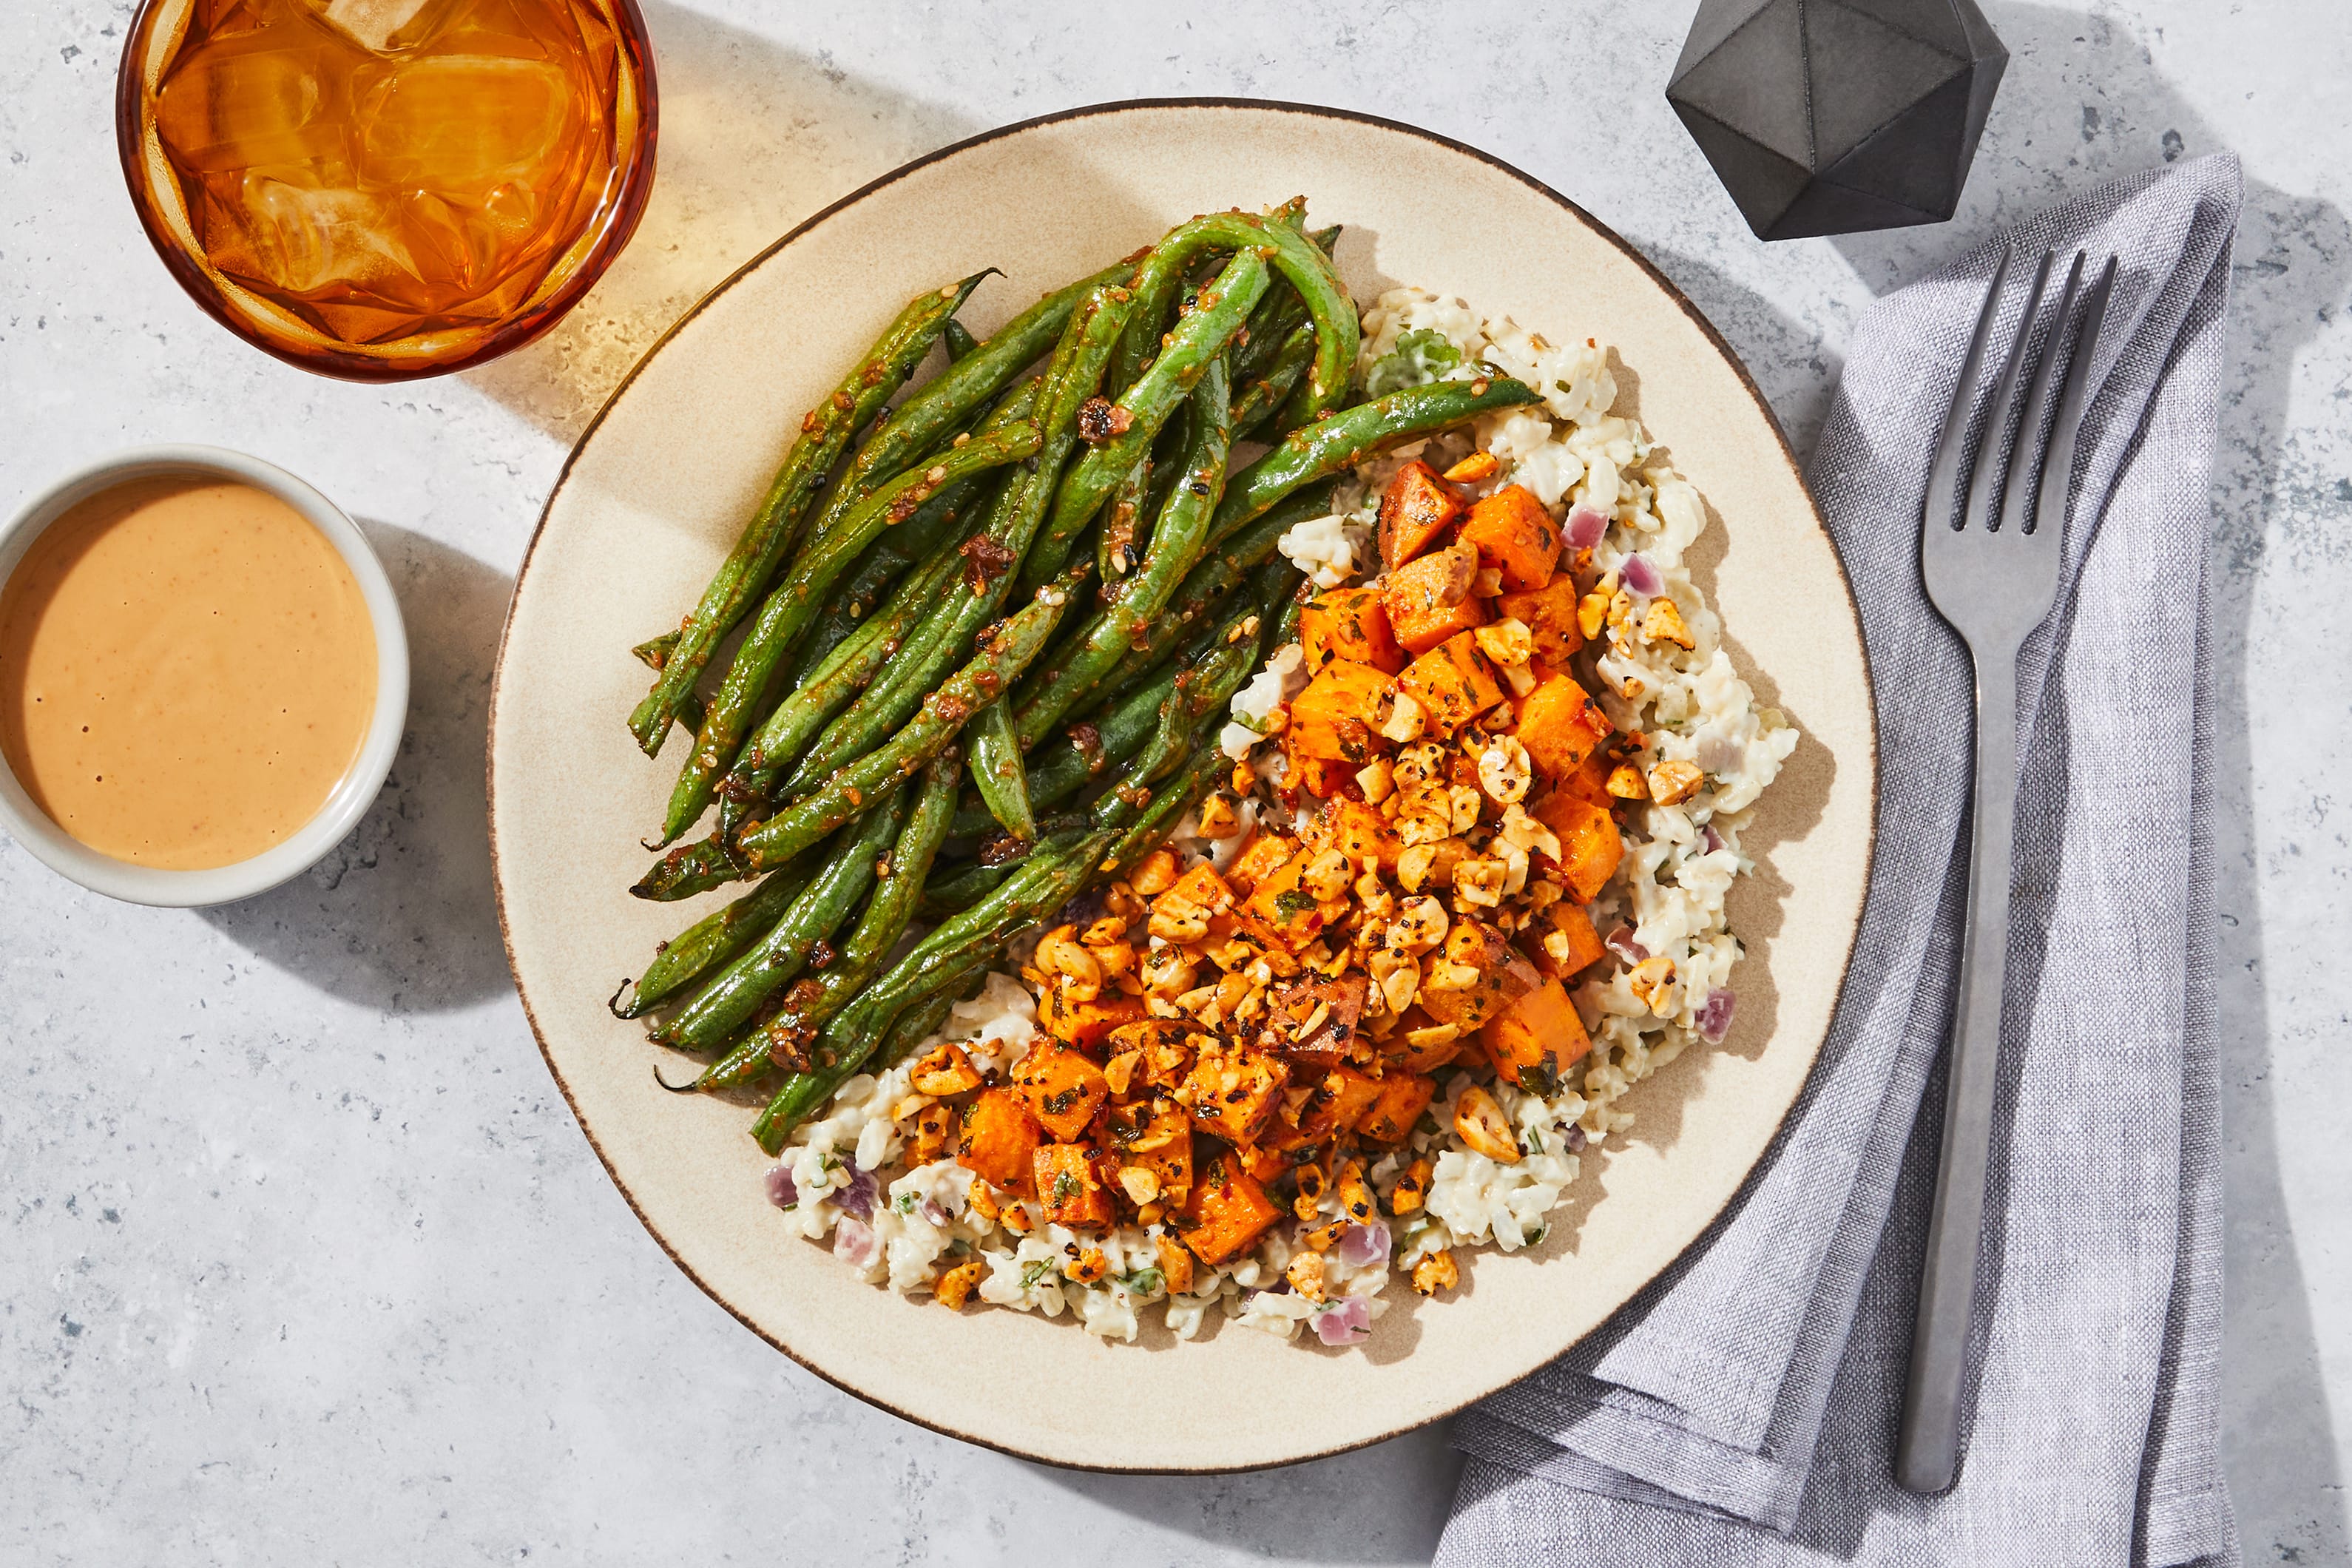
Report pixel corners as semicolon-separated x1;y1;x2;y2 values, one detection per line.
1666;0;2007;240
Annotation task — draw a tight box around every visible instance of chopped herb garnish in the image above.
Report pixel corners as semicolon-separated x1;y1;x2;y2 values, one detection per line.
1019;1260;1052;1289
1121;1267;1165;1297
1362;328;1462;397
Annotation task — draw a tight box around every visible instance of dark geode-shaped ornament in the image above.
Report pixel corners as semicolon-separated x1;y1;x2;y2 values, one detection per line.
1666;0;2007;240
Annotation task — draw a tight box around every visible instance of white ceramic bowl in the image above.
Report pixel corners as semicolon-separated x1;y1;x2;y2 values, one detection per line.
0;445;408;907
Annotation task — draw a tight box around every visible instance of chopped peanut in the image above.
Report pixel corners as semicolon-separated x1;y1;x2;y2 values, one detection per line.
934;1257;986;1310
1355;756;1395;803
1196;796;1243;839
909;1041;982;1098
1156;1233;1195;1295
1642;596;1696;649
1302;1218;1348;1251
1648;759;1704;805
1285;1251;1328;1302
1442;450;1501;483
1411;1249;1459;1295
1379;691;1427;744
1606;763;1649;800
1388;897;1450;954
1065;1248;1110;1284
1035;925;1102;999
1453;1085;1522;1163
1477;736;1533;805
1473;618;1534;669
1630;953;1678;1013
1118;1166;1161;1205
1388;1158;1433;1215
1129;849;1180;897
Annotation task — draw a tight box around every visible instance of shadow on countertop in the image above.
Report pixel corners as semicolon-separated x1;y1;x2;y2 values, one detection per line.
199;523;514;1014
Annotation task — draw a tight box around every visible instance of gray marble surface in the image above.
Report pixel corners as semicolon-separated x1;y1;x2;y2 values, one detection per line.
1;3;2343;1562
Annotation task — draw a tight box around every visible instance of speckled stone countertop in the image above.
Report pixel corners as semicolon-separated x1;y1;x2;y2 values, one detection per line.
2;4;2343;1563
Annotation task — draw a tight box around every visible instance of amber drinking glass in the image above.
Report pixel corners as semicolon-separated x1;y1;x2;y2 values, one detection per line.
117;0;657;381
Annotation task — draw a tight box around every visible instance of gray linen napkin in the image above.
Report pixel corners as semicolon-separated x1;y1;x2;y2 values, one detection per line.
1439;155;2244;1566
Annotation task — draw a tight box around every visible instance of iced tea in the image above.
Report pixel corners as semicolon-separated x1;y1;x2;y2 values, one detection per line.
118;0;656;379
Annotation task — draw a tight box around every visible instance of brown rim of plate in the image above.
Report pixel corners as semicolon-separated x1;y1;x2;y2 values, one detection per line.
486;96;1881;1474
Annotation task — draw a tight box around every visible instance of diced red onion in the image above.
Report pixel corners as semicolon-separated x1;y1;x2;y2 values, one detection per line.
1563;1123;1588;1155
1621;553;1663;598
764;1165;798;1209
919;1197;951;1228
1313;1295;1373;1346
832;1217;879;1270
1700;824;1725;854
835;1159;878;1221
1337;1221;1391;1269
1605;927;1648;963
1565;504;1609;550
1697;987;1737;1044
1697;735;1742;776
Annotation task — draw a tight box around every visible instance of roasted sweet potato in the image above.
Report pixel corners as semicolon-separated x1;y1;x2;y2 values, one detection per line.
1180;1039;1290;1144
1301;586;1407;675
1459;484;1562;591
1108;1098;1193;1206
1288;662;1396;763
1495;572;1586;663
1355;1072;1438;1145
1515;668;1612;778
1325;796;1402;873
1240;851;1331;951
1532;898;1607;979
1282;749;1356;800
1557;750;1615;809
1225;833;1296;898
1300;1064;1386;1143
1176;1149;1285;1265
1038;981;1147;1055
1269;969;1368;1064
956;1088;1043;1193
1159;860;1236;918
1382;541;1485;655
1013;1041;1112;1142
1530;789;1623;901
1035;1142;1115;1228
1376;459;1462;572
1399;631;1507;737
1479;976;1594;1095
1418;919;1538;1031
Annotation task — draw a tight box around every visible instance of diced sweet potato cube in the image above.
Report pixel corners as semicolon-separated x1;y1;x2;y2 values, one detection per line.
1301;1064;1386;1142
1037;982;1146;1054
1177;1149;1285;1265
956;1089;1043;1193
1558;750;1615;809
1301;586;1407;675
1269;969;1368;1064
1399;632;1506;737
1419;920;1538;1031
1180;1040;1290;1144
1382;1007;1469;1075
1382;542;1486;655
1530;790;1623;901
1377;459;1462;572
1326;796;1402;873
1459;484;1562;591
1479;977;1594;1095
1532;899;1607;979
1229;1138;1291;1185
1109;1098;1193;1206
1288;662;1396;763
1356;1072;1438;1145
1283;749;1355;800
1515;669;1612;778
1035;1142;1115;1229
1495;573;1586;663
1224;834;1295;899
1160;861;1235;917
1013;1041;1111;1142
1240;853;1329;951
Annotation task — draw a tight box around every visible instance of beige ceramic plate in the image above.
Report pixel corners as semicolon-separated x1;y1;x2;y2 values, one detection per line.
490;100;1874;1472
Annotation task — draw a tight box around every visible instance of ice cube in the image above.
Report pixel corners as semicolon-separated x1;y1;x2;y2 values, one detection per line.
354;52;572;203
153;36;346;175
236;172;424;298
301;0;458;54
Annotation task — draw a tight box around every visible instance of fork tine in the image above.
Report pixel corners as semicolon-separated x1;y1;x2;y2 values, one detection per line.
2032;256;2120;543
1998;251;2089;539
1964;250;2057;531
1923;246;2014;536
